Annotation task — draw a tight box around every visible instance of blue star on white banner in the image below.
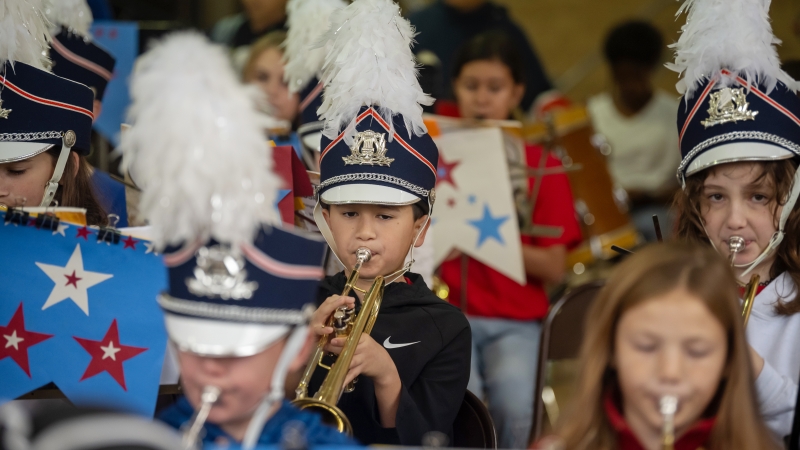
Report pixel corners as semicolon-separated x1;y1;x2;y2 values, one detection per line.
431;125;525;284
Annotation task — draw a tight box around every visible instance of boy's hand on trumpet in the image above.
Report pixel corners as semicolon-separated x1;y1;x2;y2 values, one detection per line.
311;294;356;336
326;333;398;387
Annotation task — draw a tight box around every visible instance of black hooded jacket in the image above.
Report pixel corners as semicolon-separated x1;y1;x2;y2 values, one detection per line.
309;271;472;446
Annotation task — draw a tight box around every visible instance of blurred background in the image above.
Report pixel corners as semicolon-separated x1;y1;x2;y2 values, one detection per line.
105;0;800;102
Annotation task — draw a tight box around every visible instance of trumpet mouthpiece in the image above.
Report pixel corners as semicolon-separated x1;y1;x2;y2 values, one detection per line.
201;386;221;403
659;395;678;416
356;248;372;263
728;236;745;253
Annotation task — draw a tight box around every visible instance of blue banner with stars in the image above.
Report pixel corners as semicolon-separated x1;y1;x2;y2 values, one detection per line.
0;212;167;415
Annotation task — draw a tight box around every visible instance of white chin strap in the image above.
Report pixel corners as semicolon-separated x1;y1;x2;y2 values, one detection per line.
738;166;800;276
312;196;433;285
241;325;309;450
40;135;74;207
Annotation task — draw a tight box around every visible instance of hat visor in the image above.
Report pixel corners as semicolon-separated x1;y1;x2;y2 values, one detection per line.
321;183;420;205
301;131;322;153
164;313;290;357
686;142;795;177
0;142;55;163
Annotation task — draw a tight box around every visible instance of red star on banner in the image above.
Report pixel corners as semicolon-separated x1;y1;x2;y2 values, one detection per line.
0;303;54;377
74;320;147;390
447;198;456;208
122;236;137;250
76;227;93;240
437;156;460;189
64;270;82;288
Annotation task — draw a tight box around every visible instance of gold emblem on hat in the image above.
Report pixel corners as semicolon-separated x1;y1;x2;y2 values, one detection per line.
186;245;258;300
0;100;11;119
701;87;758;128
343;130;394;166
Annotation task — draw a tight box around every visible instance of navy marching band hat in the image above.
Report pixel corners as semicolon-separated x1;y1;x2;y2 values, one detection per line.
0;63;94;160
299;78;324;127
50;30;116;101
120;31;329;358
317;105;438;208
310;0;436;277
159;226;327;357
297;79;325;156
676;71;800;185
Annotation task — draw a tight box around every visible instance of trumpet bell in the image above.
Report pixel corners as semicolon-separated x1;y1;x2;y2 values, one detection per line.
292;398;353;435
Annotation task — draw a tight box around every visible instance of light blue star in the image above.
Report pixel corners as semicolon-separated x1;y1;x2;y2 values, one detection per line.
467;194;477;204
467;203;509;248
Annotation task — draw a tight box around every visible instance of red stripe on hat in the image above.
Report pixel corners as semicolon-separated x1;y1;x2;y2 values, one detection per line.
0;75;94;120
364;108;436;176
162;241;203;268
241;243;324;279
320;108;436;177
51;37;113;81
320;108;373;160
299;82;324;112
721;69;800;127
679;76;717;144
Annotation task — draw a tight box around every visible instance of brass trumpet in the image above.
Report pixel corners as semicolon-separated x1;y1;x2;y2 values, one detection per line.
293;248;385;435
728;236;760;327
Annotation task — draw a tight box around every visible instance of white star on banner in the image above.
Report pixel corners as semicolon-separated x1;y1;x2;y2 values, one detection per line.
4;330;24;350
144;242;158;255
53;222;69;237
101;340;121;360
36;244;113;315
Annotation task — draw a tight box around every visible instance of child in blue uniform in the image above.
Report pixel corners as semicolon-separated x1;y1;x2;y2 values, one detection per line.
118;31;355;448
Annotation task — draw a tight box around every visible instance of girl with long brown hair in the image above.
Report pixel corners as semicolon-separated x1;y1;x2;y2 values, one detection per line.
666;0;800;439
0;7;107;227
544;244;779;450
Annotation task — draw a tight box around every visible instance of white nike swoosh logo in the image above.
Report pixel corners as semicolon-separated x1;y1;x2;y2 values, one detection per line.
383;336;420;349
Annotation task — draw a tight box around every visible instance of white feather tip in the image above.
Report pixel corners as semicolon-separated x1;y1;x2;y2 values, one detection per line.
667;0;798;97
317;0;433;144
44;0;93;38
120;31;280;251
283;0;348;93
0;0;52;70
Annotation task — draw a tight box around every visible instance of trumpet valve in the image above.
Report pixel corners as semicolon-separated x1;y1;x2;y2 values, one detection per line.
333;309;349;335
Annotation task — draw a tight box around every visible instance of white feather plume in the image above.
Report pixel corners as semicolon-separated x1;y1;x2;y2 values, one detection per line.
316;0;433;144
43;0;93;38
283;0;347;94
667;0;798;97
120;32;280;251
0;0;52;70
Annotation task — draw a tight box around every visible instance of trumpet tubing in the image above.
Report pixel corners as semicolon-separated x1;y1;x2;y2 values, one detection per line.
293;248;384;435
742;274;760;328
659;395;678;450
182;385;220;449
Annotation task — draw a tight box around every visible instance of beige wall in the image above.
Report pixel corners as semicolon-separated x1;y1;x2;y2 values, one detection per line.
494;0;800;103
